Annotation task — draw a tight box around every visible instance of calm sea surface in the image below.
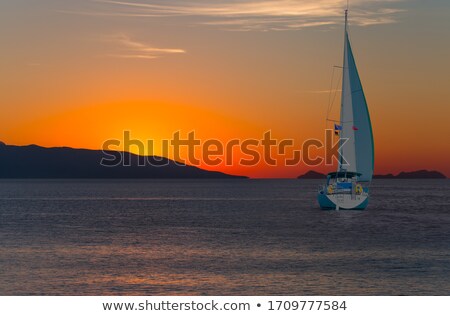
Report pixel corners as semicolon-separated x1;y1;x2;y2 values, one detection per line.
0;179;449;295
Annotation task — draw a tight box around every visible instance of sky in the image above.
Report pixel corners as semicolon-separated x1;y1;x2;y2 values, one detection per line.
1;0;449;178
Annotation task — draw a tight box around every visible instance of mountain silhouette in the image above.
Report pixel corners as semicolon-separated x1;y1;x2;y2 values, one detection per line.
374;170;447;179
0;142;247;179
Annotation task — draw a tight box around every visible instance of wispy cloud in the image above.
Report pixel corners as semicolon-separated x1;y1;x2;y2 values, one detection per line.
104;33;186;59
84;0;406;31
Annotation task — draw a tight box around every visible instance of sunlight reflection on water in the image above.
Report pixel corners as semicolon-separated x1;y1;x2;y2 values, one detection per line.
0;179;449;295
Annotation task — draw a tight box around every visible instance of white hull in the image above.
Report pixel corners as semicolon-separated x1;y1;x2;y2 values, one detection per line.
328;193;368;210
318;191;369;210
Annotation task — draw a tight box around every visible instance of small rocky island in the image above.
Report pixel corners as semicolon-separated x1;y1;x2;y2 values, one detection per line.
298;170;447;179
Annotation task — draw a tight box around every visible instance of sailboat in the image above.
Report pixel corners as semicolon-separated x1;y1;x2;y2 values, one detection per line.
317;9;374;210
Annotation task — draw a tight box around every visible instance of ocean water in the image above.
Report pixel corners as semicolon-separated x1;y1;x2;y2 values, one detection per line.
0;179;449;296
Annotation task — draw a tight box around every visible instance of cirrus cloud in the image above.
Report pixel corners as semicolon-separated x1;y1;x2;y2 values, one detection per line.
85;0;406;31
103;33;186;59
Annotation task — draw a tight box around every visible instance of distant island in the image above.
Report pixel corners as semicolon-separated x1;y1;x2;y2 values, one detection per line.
373;170;447;179
297;171;327;179
0;142;247;179
298;170;447;179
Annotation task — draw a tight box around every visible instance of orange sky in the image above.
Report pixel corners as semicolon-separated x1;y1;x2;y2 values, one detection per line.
1;0;449;178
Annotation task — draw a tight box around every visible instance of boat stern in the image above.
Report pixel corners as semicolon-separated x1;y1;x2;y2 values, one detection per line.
317;191;336;210
317;191;369;210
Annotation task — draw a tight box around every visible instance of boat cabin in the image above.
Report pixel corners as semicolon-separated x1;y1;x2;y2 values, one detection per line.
323;171;367;195
326;171;361;186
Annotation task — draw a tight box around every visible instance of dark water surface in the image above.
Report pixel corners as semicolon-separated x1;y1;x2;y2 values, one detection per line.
0;179;449;295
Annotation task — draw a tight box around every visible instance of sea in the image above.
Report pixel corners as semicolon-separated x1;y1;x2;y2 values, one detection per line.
0;179;449;295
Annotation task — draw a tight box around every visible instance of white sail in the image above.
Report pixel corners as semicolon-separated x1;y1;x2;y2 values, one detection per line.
338;12;374;182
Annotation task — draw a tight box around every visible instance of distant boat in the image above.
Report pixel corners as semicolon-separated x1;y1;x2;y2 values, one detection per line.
317;9;374;210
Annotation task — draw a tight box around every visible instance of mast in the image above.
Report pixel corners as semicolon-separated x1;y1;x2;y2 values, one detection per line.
339;9;349;171
345;0;349;29
345;9;348;33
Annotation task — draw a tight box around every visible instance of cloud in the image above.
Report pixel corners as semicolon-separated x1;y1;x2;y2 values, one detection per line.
104;33;186;59
87;0;405;31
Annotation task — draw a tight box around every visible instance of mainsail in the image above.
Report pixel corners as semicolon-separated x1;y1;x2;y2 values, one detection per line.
338;11;374;182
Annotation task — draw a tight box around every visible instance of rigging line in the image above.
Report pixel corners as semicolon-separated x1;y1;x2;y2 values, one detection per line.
327;119;354;123
325;67;337;130
332;72;342;111
327;70;342;120
326;67;342;118
325;66;336;126
327;66;335;112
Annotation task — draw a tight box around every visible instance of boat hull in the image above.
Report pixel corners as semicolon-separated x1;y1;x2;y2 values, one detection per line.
317;192;369;210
